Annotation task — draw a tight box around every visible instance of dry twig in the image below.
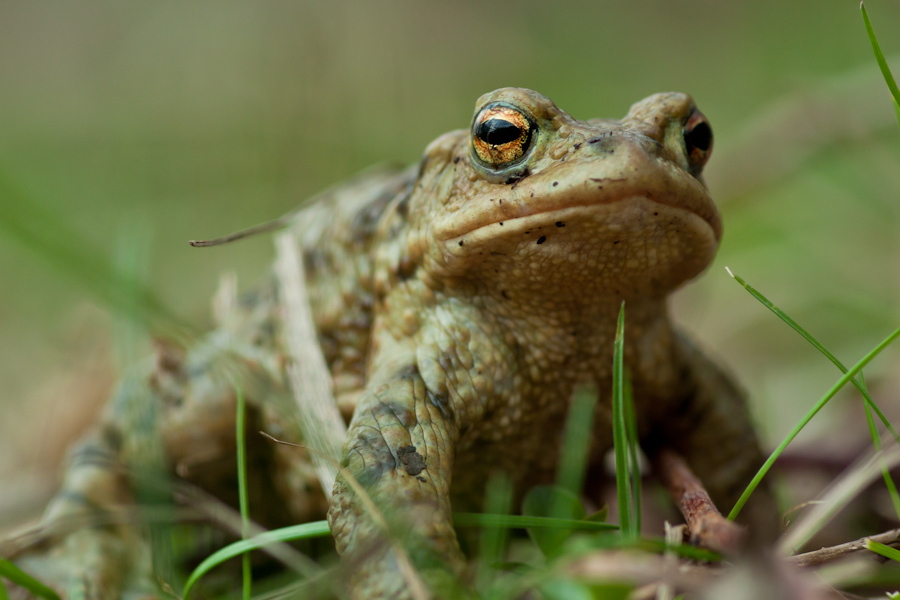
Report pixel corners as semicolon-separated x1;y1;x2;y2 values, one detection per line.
654;448;745;555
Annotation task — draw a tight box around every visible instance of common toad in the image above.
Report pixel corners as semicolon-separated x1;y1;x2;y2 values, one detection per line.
11;88;774;599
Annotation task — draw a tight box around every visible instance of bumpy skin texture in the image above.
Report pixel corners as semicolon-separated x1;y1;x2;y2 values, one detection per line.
11;88;775;600
324;88;774;597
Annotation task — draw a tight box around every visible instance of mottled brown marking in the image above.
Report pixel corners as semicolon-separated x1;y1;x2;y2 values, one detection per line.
397;445;426;476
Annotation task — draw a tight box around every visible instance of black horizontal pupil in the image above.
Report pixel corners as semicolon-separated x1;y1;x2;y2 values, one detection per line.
478;118;522;146
685;121;712;152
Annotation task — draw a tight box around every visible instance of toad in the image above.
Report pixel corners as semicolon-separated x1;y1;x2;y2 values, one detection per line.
10;88;774;599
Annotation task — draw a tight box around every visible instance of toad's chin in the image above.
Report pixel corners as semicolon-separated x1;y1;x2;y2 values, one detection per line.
438;196;719;298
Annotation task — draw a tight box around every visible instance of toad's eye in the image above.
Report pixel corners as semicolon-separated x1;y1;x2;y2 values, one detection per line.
683;108;713;176
471;104;536;169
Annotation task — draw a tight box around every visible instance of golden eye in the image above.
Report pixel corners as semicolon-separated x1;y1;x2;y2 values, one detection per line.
683;108;713;176
471;104;536;168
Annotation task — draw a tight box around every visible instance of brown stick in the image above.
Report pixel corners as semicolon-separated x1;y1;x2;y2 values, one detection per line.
787;527;900;568
654;448;745;555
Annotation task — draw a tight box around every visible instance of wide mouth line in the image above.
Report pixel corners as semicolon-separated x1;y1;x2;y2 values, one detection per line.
442;192;715;242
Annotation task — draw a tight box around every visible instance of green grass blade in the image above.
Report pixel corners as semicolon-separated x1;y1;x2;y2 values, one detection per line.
728;321;900;520
623;374;641;534
611;302;636;539
864;397;900;521
0;560;61;600
727;268;900;445
866;539;900;563
453;513;617;531
182;521;331;599
861;1;900;129
476;474;513;592
235;382;251;600
556;387;599;504
0;577;7;600
727;268;900;517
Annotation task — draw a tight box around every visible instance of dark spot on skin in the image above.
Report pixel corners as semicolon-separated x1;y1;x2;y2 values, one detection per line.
417;476;427;482
350;184;404;244
587;135;616;154
427;389;452;421
101;426;123;453
458;241;464;247
397;445;426;476
415;155;428;180
398;364;420;380
536;236;546;245
614;240;620;244
345;428;395;486
453;156;460;164
396;190;411;219
499;222;503;226
525;231;530;235
552;181;558;187
556;222;565;227
573;143;582;150
396;256;418;282
653;212;658;216
506;167;530;186
501;290;510;299
303;249;328;277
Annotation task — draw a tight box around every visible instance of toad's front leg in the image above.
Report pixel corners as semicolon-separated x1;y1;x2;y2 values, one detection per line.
328;357;466;599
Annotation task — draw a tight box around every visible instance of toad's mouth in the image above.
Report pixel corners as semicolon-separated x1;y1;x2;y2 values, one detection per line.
437;186;721;246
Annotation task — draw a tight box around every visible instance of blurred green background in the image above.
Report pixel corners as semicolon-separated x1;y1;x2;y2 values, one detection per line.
1;0;899;527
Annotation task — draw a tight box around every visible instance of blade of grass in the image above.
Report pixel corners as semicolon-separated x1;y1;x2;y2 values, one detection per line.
780;443;900;554
727;268;900;444
112;224;152;368
865;539;900;563
612;302;636;539
454;513;617;531
728;320;900;521
235;382;251;600
0;560;61;600
864;397;900;521
861;1;900;129
623;374;641;534
782;450;900;555
556;387;598;506
182;521;331;599
0;577;7;600
476;473;513;593
727;268;900;520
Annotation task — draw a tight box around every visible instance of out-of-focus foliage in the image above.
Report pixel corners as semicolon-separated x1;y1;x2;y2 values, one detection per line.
1;0;899;527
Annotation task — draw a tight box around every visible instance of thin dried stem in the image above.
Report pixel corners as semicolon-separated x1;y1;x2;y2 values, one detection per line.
789;527;900;568
190;213;296;247
273;232;348;497
654;448;745;555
